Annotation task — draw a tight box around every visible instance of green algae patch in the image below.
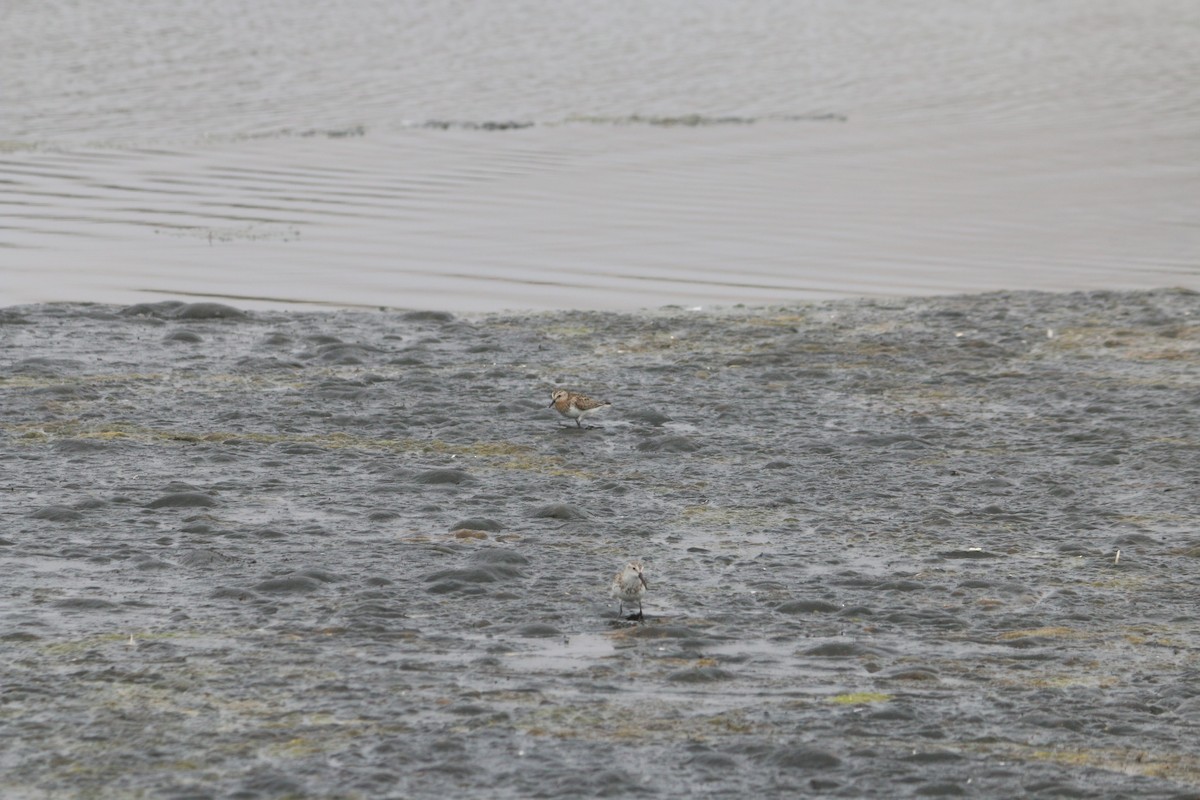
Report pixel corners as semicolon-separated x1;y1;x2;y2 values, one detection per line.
5;418;582;475
829;692;892;705
517;701;772;743
34;630;212;658
974;742;1200;786
0;372;167;390
1023;673;1119;690
998;626;1088;641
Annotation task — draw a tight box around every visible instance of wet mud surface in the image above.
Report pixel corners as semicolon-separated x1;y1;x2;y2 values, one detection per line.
3;290;1200;798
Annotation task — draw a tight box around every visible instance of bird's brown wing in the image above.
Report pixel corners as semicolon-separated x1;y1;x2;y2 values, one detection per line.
572;394;610;411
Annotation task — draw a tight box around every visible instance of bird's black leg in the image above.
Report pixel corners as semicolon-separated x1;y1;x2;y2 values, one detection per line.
576;418;583;428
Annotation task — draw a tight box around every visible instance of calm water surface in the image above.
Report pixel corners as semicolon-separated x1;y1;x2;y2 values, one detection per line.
2;0;1198;310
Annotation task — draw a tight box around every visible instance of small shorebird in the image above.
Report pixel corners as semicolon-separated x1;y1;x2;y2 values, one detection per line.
549;389;611;428
610;561;648;620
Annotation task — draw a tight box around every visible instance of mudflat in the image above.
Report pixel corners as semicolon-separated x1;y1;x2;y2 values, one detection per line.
3;289;1199;798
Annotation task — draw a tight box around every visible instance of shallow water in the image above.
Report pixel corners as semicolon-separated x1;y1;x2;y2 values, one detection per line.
3;291;1200;797
2;0;1198;310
